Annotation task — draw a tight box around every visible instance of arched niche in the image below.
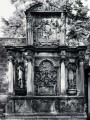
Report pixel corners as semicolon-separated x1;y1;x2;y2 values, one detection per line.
14;60;26;96
67;63;77;95
34;59;57;95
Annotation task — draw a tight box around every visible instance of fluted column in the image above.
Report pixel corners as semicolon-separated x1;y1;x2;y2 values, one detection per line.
79;59;85;95
8;56;14;94
26;57;34;95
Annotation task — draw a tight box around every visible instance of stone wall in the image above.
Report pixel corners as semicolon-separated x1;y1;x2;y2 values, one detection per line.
0;38;26;116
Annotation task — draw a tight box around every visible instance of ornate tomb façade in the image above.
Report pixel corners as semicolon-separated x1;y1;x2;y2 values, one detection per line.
5;1;87;120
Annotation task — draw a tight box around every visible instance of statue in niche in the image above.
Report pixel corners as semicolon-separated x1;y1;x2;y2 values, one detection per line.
68;63;77;90
68;70;74;88
17;63;25;89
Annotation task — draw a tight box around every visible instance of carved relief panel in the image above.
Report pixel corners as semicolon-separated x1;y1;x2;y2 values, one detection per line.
33;16;62;46
34;59;57;95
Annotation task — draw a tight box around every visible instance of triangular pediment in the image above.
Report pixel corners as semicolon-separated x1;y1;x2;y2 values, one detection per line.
26;0;66;13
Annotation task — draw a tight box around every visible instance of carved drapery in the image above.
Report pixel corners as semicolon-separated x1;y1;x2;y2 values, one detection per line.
34;60;57;95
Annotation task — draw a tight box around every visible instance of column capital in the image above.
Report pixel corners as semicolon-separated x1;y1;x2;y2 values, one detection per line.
25;55;33;62
23;51;34;62
8;56;14;62
60;50;67;60
79;50;86;61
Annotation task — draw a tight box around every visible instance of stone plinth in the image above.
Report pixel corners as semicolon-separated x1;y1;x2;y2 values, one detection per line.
5;96;87;120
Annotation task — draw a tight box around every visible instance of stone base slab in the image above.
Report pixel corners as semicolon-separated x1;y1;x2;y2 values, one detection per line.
5;113;87;120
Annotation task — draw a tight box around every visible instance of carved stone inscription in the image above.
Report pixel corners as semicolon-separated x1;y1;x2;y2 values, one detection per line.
33;16;62;46
34;60;57;95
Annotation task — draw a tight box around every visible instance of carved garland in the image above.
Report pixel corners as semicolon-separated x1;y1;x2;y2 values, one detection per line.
34;60;57;95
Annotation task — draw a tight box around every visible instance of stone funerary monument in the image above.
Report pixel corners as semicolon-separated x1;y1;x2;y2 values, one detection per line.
4;0;88;120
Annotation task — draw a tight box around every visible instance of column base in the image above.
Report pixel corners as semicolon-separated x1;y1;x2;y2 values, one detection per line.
67;89;77;95
8;92;15;96
27;92;34;96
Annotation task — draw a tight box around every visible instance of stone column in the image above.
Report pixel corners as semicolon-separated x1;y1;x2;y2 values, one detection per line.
57;65;61;94
60;12;66;45
8;56;14;94
26;15;33;45
60;50;66;94
26;57;34;95
79;59;85;95
88;73;90;115
61;60;66;94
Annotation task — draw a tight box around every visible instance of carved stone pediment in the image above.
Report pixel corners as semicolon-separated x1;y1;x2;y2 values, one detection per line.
25;0;65;13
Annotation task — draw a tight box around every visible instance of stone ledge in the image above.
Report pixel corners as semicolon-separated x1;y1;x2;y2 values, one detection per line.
4;114;87;120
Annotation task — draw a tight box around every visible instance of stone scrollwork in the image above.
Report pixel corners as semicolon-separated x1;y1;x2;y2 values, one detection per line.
34;60;57;95
15;100;32;113
33;17;62;47
29;0;65;12
59;98;85;113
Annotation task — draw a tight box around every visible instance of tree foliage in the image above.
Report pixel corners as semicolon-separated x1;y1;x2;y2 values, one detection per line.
2;0;34;38
65;0;90;44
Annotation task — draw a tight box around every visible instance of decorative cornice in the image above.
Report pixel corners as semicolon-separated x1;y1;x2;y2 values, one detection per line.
25;1;64;14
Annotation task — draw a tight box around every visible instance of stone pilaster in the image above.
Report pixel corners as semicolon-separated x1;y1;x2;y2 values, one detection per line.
61;60;66;94
26;55;34;95
60;50;66;94
8;56;14;94
79;59;85;95
78;49;86;95
88;73;90;115
26;15;33;45
60;12;66;45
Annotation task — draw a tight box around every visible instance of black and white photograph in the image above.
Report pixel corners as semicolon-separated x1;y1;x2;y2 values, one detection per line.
0;0;90;119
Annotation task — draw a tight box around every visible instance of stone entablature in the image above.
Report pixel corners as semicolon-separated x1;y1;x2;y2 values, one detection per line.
0;38;26;46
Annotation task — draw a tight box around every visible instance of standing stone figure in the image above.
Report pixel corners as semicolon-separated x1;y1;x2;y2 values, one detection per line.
17;65;24;89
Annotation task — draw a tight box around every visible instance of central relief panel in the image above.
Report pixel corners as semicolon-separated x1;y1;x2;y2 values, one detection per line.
34;59;58;95
33;15;62;47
